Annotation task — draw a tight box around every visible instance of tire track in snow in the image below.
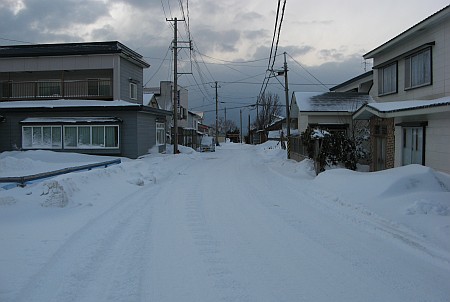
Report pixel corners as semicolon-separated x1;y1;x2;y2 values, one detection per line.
268;161;450;267
222;149;450;301
184;190;251;302
14;185;157;302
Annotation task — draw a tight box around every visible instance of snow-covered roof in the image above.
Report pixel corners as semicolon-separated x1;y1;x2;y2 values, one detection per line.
293;92;373;113
20;117;121;124
0;41;150;68
368;97;450;112
354;96;450;119
0;99;140;109
143;94;157;107
268;130;283;139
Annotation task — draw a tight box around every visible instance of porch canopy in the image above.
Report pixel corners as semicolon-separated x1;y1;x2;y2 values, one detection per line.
353;96;450;119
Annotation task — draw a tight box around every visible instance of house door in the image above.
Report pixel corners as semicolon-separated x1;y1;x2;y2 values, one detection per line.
375;136;386;171
402;127;424;165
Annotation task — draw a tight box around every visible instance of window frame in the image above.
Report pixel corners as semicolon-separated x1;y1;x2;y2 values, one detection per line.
156;122;166;145
37;80;61;98
130;82;138;100
63;125;120;149
404;47;432;90
22;125;62;149
22;124;120;150
378;62;398;96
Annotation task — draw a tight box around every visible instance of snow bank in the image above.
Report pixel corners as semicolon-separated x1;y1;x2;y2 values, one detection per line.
314;164;450;201
313;164;450;251
0;150;120;177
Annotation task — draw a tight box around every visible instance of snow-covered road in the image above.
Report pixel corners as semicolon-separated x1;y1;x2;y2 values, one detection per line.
2;143;450;301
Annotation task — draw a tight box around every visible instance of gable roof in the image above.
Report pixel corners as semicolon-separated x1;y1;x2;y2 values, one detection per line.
353;96;450;119
329;70;373;92
292;92;373;113
0;41;150;68
364;5;450;59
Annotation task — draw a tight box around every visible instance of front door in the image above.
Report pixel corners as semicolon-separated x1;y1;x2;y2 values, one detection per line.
402;127;424;165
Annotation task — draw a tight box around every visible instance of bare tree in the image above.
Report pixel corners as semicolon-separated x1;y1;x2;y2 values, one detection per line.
210;117;237;135
254;92;282;130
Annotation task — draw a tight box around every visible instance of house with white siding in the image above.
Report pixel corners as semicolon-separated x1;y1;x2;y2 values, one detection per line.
354;5;450;173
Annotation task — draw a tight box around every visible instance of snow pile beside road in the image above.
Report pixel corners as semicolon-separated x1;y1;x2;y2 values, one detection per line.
314;165;450;251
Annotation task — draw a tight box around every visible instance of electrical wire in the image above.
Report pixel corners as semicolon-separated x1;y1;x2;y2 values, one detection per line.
144;43;172;87
286;52;329;91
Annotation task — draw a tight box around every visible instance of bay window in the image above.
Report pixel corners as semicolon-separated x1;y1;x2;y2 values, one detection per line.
63;125;119;148
22;126;62;149
23;124;119;149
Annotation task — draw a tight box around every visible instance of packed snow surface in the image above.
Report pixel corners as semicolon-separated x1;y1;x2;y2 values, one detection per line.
1;142;449;301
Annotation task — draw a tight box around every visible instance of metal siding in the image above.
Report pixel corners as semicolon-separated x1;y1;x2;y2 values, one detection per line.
0;55;115;72
136;112;157;156
0;109;146;158
119;111;139;158
119;58;144;104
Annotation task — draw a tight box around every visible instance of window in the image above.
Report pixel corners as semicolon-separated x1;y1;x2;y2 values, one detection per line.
22;126;62;149
88;79;111;97
37;81;61;97
130;82;137;100
63;125;119;149
405;48;432;89
1;81;12;98
378;62;397;96
156;122;165;145
374;125;387;136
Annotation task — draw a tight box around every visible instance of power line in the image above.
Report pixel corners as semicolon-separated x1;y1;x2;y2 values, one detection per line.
0;37;34;44
195;51;271;64
144;43;172;87
257;0;286;101
286;52;329;91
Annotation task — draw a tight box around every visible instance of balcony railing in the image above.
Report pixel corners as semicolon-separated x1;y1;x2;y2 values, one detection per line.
0;79;113;101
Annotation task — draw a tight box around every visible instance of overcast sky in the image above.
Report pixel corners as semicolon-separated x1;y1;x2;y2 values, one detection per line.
1;0;449;125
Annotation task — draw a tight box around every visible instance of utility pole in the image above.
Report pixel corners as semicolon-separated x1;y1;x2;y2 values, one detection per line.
248;112;251;144
167;17;180;154
283;52;291;159
224;107;227;133
166;17;190;154
240;109;243;143
256;96;259;130
213;81;220;146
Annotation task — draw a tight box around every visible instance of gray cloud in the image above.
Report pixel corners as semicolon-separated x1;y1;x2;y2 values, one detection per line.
318;48;346;61
0;0;111;44
294;20;334;26
194;27;241;53
243;29;269;41
234;11;263;23
251;45;314;61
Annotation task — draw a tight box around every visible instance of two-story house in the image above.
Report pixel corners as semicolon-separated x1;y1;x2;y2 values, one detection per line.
354;5;450;174
144;81;191;147
0;41;171;158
